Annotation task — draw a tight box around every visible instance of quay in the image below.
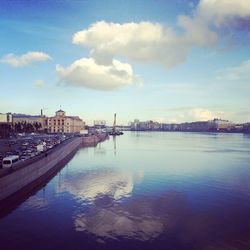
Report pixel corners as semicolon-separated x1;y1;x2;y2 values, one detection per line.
0;132;108;202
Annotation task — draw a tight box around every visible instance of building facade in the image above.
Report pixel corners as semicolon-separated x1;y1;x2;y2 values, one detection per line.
130;118;238;132
47;110;84;134
211;118;234;131
94;120;106;128
0;113;12;138
0;113;12;124
12;114;47;131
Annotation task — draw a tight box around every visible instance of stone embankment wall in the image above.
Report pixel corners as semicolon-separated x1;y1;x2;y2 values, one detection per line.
82;132;108;146
0;133;108;202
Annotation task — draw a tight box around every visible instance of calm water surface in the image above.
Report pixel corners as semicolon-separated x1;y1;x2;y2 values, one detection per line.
1;132;250;250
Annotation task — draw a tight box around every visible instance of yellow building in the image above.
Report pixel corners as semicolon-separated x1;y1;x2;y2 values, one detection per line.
48;110;84;134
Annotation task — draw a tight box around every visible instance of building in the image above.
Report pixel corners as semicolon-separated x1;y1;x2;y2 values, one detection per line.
211;118;234;131
0;113;12;138
12;113;47;131
131;120;162;131
130;119;140;130
0;113;12;124
94;120;106;128
180;121;213;132
47;110;85;134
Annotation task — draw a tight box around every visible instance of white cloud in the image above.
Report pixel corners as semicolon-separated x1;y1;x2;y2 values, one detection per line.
187;108;220;121
64;0;250;91
56;58;141;91
73;21;188;68
177;15;218;47
71;0;250;70
72;20;219;69
169;108;225;123
198;0;250;25
217;59;250;81
33;79;45;88
0;51;51;67
176;0;250;48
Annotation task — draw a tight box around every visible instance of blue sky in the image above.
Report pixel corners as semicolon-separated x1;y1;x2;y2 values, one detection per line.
0;0;250;125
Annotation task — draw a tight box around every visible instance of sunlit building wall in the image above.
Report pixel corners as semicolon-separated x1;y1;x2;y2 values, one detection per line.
48;110;85;134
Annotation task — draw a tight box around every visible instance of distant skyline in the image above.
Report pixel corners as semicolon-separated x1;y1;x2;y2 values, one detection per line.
1;0;250;125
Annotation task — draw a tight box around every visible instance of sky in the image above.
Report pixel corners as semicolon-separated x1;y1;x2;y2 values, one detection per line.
0;0;250;125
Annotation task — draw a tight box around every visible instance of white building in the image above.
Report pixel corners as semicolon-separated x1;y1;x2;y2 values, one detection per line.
94;120;106;127
130;119;140;130
0;113;12;123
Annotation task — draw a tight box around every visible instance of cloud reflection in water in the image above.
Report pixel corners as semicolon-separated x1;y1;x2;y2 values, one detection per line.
56;168;169;241
55;166;250;247
74;209;164;241
56;169;138;202
72;190;189;242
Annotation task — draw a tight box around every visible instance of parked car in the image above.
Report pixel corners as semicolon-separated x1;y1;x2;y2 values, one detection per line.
20;155;29;161
5;151;14;157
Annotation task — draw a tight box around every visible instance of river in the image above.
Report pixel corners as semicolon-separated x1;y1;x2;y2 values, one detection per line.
1;132;250;250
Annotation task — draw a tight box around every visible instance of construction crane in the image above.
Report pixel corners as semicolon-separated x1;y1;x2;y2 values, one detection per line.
113;113;117;134
109;113;123;136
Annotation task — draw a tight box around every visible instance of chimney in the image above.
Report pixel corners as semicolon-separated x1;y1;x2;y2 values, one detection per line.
41;109;43;117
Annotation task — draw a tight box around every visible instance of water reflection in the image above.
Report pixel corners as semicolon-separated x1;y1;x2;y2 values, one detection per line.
1;132;250;250
73;191;186;241
113;136;116;156
20;195;49;211
56;169;142;202
74;208;164;241
73;189;250;248
94;143;106;155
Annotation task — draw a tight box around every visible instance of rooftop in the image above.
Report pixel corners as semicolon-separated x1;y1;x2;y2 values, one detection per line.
12;114;43;118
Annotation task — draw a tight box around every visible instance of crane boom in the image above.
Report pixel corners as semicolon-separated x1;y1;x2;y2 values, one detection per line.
113;113;116;132
109;113;123;136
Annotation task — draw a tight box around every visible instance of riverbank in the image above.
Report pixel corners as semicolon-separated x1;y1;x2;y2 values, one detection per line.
0;133;109;202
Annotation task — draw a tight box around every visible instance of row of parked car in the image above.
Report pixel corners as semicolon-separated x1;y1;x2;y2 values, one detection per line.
1;134;70;168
